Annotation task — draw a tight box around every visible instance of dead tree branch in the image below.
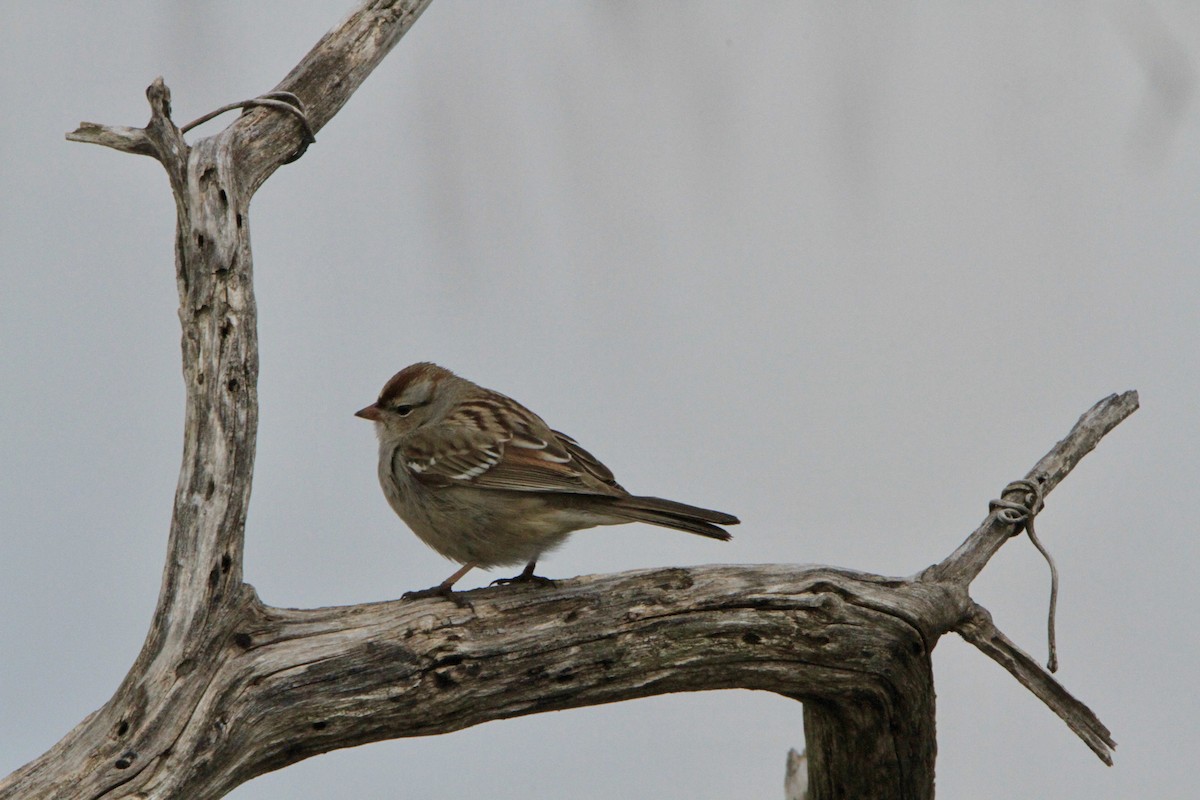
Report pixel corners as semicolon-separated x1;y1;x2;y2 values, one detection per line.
4;2;1134;799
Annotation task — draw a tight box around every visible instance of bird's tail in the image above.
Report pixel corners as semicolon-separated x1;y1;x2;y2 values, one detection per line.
606;495;738;540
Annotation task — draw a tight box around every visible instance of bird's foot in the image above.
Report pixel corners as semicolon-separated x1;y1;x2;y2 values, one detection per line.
402;583;473;609
490;572;557;588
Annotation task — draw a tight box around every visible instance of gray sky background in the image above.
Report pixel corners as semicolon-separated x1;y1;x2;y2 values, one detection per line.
2;2;1197;798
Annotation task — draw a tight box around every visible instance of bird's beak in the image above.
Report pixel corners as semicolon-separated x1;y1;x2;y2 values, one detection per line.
355;403;382;421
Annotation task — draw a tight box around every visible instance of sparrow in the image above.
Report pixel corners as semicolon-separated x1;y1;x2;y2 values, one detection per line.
356;362;738;600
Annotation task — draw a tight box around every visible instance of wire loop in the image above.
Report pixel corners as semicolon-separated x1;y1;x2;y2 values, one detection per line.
989;474;1060;672
181;91;315;163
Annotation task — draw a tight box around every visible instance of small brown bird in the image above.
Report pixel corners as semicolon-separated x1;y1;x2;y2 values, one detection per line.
356;363;738;599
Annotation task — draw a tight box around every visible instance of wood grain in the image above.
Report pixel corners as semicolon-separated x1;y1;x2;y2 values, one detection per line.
7;3;1134;798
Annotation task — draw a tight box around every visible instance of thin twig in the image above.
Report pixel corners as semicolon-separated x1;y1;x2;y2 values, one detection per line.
957;603;1116;765
926;391;1139;587
65;123;154;156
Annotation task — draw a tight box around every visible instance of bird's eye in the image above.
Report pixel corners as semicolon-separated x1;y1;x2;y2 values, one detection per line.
393;404;415;417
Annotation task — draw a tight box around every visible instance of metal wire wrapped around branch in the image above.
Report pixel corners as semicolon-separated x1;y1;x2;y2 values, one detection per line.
990;475;1060;672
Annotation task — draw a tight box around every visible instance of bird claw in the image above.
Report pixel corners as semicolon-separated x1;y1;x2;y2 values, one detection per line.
402;584;473;609
490;573;557;588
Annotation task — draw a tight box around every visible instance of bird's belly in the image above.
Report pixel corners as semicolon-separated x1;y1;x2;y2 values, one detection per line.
385;479;606;567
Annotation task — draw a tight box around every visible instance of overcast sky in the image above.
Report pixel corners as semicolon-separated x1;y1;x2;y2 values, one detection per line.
2;2;1197;798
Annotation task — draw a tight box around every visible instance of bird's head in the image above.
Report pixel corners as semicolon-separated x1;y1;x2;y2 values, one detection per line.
355;362;458;440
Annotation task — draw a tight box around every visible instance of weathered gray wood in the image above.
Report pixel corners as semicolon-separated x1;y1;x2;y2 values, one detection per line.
957;603;1116;764
785;748;808;800
8;3;432;799
4;2;1135;798
925;391;1140;588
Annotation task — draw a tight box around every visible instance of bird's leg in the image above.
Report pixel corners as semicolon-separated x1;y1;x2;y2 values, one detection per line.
491;559;556;588
402;562;477;607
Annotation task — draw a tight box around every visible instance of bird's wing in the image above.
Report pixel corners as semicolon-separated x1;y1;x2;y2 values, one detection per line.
400;394;626;497
549;428;622;488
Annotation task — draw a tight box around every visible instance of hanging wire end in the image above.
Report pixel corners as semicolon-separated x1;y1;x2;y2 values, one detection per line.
989;473;1059;671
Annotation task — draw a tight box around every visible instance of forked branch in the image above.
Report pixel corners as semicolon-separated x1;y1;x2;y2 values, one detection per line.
3;2;1135;799
927;391;1140;587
